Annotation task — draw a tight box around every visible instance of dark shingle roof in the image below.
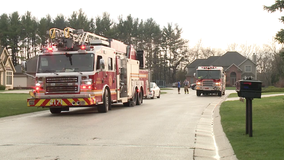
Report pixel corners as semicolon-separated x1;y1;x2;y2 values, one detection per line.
188;59;206;68
26;56;38;73
14;65;22;73
211;51;246;67
199;56;221;66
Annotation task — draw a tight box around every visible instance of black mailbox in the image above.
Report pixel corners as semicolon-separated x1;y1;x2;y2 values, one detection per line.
236;80;262;98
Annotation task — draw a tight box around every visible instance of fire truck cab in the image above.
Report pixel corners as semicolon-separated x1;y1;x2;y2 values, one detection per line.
25;28;149;114
195;66;226;96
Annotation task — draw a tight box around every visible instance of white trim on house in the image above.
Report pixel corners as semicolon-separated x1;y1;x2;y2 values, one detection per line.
0;48;16;90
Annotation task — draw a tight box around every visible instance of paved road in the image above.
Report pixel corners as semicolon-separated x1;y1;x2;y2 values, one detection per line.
0;89;237;160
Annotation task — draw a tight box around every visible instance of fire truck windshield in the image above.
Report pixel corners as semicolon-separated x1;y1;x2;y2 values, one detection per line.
37;53;94;73
196;70;221;79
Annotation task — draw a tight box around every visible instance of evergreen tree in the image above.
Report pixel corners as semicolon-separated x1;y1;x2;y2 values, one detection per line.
8;12;22;65
68;9;95;32
162;23;188;83
264;1;284;43
38;15;53;46
53;14;68;29
95;12;115;37
0;13;9;48
114;15;139;44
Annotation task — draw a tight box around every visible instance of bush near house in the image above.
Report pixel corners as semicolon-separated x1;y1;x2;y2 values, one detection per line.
0;85;5;90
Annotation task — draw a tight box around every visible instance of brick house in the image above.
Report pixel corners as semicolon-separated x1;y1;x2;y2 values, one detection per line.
186;51;257;86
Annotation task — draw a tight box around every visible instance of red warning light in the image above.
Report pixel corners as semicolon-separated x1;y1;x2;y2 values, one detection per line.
80;45;86;50
47;47;53;51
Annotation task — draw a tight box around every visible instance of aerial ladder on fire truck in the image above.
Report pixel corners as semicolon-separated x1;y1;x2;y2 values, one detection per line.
49;27;108;46
48;27;132;58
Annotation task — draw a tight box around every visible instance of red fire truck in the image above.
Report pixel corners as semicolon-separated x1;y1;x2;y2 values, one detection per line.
25;27;150;114
195;66;226;96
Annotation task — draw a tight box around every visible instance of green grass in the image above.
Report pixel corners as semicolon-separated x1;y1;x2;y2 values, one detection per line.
0;93;47;118
226;87;237;90
160;88;173;90
220;96;284;160
228;92;284;98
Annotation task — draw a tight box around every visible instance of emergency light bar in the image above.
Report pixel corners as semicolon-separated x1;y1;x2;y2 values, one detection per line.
201;66;216;69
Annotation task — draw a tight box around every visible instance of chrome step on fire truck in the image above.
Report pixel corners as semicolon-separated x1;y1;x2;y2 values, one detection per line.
23;27;150;114
195;66;226;96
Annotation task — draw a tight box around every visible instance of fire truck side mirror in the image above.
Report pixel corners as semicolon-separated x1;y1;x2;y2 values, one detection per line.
193;73;196;77
100;59;105;70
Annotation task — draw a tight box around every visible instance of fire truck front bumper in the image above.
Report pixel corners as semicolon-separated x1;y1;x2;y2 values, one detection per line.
27;97;96;107
196;86;220;90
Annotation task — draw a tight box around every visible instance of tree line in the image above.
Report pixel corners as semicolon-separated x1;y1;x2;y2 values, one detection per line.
0;9;192;84
1;7;284;87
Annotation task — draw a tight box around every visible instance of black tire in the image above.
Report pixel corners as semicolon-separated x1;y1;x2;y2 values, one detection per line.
151;92;155;99
136;91;143;105
98;89;111;113
157;91;160;98
130;90;137;107
50;108;61;114
218;91;222;96
196;90;201;96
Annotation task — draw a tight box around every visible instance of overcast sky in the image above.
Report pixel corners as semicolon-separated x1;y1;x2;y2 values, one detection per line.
1;0;283;50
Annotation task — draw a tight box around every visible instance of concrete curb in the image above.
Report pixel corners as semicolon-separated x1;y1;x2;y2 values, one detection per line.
214;103;238;160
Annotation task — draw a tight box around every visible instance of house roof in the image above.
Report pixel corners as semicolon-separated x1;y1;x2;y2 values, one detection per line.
0;47;16;72
210;51;246;67
26;56;38;73
225;63;242;72
14;65;22;73
199;56;221;66
188;59;206;68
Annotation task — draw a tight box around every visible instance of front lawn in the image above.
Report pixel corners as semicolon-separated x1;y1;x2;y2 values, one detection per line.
220;96;284;160
0;93;46;118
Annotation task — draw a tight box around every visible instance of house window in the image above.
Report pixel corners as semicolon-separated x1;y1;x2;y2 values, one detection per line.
245;65;252;72
6;71;12;85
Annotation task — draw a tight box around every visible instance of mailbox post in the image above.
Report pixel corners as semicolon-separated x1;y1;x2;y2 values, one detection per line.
236;79;262;137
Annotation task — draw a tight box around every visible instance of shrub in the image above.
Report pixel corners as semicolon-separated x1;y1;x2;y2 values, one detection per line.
0;85;6;90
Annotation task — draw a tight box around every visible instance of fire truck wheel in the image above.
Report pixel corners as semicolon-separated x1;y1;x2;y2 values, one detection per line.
98;89;111;113
50;108;62;114
218;91;222;96
136;91;143;105
131;91;137;107
196;91;201;96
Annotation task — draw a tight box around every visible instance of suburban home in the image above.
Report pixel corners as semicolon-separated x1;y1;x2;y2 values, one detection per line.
13;56;37;89
0;48;16;90
186;51;257;86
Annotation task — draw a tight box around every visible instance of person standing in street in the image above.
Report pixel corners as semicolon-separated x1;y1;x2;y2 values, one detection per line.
177;81;181;94
183;79;189;94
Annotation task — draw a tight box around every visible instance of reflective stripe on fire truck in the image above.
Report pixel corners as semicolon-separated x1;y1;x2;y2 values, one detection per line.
27;97;96;107
130;73;139;78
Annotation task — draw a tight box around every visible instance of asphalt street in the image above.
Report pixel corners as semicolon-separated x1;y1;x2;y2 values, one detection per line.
0;89;242;160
